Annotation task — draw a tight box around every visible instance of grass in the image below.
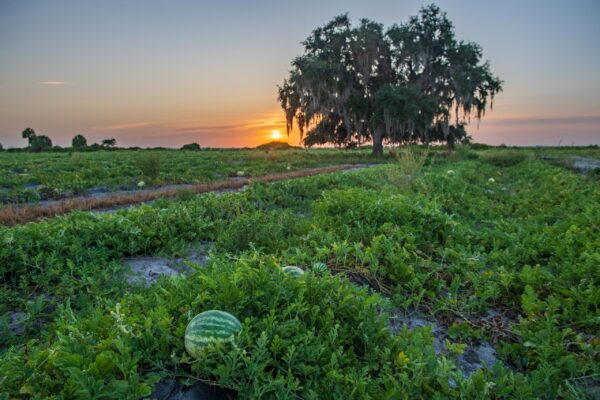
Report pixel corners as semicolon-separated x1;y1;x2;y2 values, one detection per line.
386;145;430;188
0;147;599;399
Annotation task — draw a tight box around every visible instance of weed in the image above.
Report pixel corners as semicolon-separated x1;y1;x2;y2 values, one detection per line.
385;146;429;188
136;153;162;182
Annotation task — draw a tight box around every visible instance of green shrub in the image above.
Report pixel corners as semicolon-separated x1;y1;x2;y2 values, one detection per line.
135;153;162;182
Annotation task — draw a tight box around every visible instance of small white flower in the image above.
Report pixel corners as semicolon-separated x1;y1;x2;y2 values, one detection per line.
488;178;495;183
446;170;455;175
286;165;291;171
137;181;145;188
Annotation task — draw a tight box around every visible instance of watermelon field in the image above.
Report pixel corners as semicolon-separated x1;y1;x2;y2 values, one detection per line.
1;146;599;399
0;149;384;204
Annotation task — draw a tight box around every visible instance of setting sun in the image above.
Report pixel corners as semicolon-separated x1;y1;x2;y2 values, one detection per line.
271;130;282;140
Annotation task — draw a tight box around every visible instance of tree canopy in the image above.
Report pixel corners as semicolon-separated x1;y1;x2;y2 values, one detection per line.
278;4;502;155
101;138;117;148
30;135;52;152
21;127;52;151
181;142;201;151
72;134;88;148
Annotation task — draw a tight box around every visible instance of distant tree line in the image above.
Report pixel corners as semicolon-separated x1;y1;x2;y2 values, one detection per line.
0;128;204;152
13;128;119;152
278;4;502;155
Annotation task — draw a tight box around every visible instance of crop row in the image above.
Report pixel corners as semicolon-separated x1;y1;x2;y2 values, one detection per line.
0;149;385;204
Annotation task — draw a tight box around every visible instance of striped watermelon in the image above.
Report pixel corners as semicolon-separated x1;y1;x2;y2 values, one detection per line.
282;265;304;277
311;262;328;274
184;310;242;359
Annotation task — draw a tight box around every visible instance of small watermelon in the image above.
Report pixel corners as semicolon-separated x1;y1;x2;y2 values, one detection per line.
282;265;304;277
184;310;242;359
311;262;328;274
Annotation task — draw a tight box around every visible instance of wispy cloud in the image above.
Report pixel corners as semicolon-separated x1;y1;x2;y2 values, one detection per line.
92;121;157;131
173;124;241;132
171;120;285;134
39;80;72;85
244;119;286;129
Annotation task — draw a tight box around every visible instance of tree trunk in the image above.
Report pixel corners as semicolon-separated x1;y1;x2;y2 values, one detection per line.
372;127;384;157
446;134;455;151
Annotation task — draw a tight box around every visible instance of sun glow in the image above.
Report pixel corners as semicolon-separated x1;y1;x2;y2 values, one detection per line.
271;130;282;140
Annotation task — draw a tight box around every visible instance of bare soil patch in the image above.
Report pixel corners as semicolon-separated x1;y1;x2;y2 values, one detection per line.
124;244;211;287
387;309;503;378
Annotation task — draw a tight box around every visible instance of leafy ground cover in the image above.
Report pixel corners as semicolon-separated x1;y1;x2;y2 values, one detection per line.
0;164;363;226
0;149;386;204
0;147;598;399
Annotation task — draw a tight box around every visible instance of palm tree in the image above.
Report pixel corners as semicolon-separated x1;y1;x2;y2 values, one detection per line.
22;127;36;145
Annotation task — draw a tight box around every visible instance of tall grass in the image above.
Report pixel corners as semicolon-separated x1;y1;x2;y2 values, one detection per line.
386;146;429;188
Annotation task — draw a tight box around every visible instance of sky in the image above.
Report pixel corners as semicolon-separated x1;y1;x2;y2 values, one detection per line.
1;0;599;148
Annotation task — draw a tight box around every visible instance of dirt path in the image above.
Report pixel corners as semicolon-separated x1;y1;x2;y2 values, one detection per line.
0;163;378;226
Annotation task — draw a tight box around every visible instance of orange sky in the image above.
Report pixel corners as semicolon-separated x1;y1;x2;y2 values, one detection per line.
89;109;301;148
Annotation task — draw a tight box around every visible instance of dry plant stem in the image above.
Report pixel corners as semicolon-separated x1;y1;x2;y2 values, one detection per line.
0;164;364;226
